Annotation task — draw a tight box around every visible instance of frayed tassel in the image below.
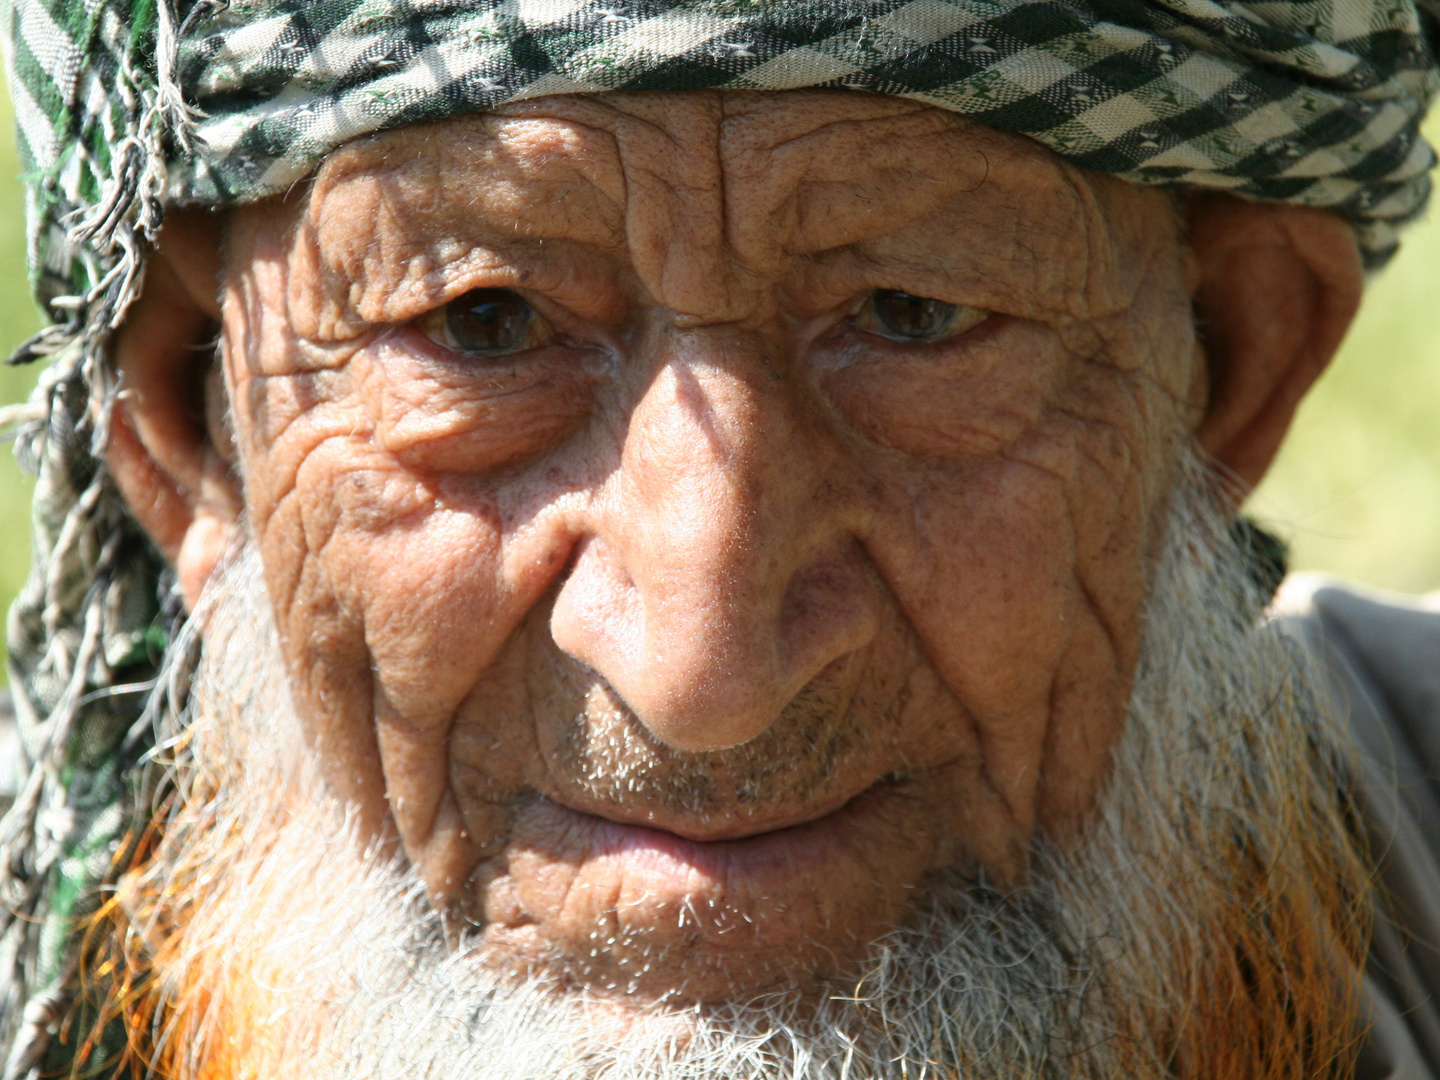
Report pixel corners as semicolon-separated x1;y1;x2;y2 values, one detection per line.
0;2;195;1075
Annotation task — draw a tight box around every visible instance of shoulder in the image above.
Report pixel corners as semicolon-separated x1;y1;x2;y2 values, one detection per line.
1272;573;1440;733
1272;574;1440;1080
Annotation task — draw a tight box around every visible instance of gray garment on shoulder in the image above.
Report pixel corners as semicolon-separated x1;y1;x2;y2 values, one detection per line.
1276;576;1440;1080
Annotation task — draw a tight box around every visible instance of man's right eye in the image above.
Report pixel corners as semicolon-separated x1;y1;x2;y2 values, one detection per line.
418;288;553;357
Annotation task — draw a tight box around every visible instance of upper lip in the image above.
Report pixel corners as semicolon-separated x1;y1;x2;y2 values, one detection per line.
542;779;889;843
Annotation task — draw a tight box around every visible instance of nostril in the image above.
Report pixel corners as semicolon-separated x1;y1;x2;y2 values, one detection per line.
557;535;585;581
779;542;881;670
550;535;646;677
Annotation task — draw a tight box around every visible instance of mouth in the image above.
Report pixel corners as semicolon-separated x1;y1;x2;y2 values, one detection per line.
525;763;925;899
485;775;938;999
535;782;888;882
545;779;890;843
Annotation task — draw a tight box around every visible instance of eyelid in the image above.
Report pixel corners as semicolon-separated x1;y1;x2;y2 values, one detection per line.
852;292;990;343
369;254;629;332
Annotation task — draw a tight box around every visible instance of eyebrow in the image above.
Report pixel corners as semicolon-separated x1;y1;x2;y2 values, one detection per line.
301;116;1130;332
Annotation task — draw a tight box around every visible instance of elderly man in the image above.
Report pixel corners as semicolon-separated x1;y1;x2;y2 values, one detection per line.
1;0;1439;1077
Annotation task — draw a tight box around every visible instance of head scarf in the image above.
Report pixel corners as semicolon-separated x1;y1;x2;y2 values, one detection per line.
2;0;1438;1074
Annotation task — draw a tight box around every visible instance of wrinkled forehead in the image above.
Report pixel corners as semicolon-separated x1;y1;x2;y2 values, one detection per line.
241;90;1180;328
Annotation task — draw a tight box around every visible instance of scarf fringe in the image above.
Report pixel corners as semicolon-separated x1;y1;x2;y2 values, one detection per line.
0;1;193;1075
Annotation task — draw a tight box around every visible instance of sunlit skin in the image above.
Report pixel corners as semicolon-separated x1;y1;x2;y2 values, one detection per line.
108;89;1363;1008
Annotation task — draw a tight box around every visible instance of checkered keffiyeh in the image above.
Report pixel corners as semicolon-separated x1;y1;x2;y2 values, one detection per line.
168;0;1440;265
0;0;1437;1075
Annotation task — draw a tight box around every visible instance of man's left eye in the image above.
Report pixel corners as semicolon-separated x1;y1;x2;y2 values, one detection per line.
418;288;554;357
855;289;988;343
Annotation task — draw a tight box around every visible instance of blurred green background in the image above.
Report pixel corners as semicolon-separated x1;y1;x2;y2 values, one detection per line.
2;77;40;687
1;83;1440;685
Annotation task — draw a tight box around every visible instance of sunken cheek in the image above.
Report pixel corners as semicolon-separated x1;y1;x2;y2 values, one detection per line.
235;332;602;732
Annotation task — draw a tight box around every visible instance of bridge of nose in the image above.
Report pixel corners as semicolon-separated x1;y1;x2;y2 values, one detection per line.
550;327;875;752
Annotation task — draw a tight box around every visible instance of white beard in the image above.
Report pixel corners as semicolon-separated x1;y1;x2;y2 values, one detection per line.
123;451;1368;1080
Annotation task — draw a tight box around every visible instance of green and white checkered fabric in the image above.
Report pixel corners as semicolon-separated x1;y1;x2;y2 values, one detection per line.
169;0;1440;267
9;0;1440;295
1;0;1439;1075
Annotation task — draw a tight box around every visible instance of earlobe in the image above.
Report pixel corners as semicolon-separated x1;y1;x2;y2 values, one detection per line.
106;209;242;611
1186;193;1363;497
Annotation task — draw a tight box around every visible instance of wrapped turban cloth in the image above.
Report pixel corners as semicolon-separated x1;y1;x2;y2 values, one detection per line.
1;0;1438;1074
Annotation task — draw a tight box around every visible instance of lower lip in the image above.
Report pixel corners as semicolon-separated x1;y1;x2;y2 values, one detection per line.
508;784;910;923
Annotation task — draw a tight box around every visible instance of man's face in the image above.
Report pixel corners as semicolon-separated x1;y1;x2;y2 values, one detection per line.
217;89;1199;1004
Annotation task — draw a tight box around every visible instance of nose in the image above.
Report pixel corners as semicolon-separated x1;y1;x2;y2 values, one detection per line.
550;331;878;752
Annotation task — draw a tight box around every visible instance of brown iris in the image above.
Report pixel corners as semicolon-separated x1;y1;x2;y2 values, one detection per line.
419;288;551;357
860;289;988;342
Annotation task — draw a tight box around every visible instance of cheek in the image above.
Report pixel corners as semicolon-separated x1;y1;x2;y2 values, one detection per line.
232;359;585;734
330;498;508;723
888;458;1077;726
855;365;1166;834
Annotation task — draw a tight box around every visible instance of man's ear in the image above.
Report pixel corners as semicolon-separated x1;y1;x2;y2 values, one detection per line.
1186;192;1363;498
107;208;242;611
